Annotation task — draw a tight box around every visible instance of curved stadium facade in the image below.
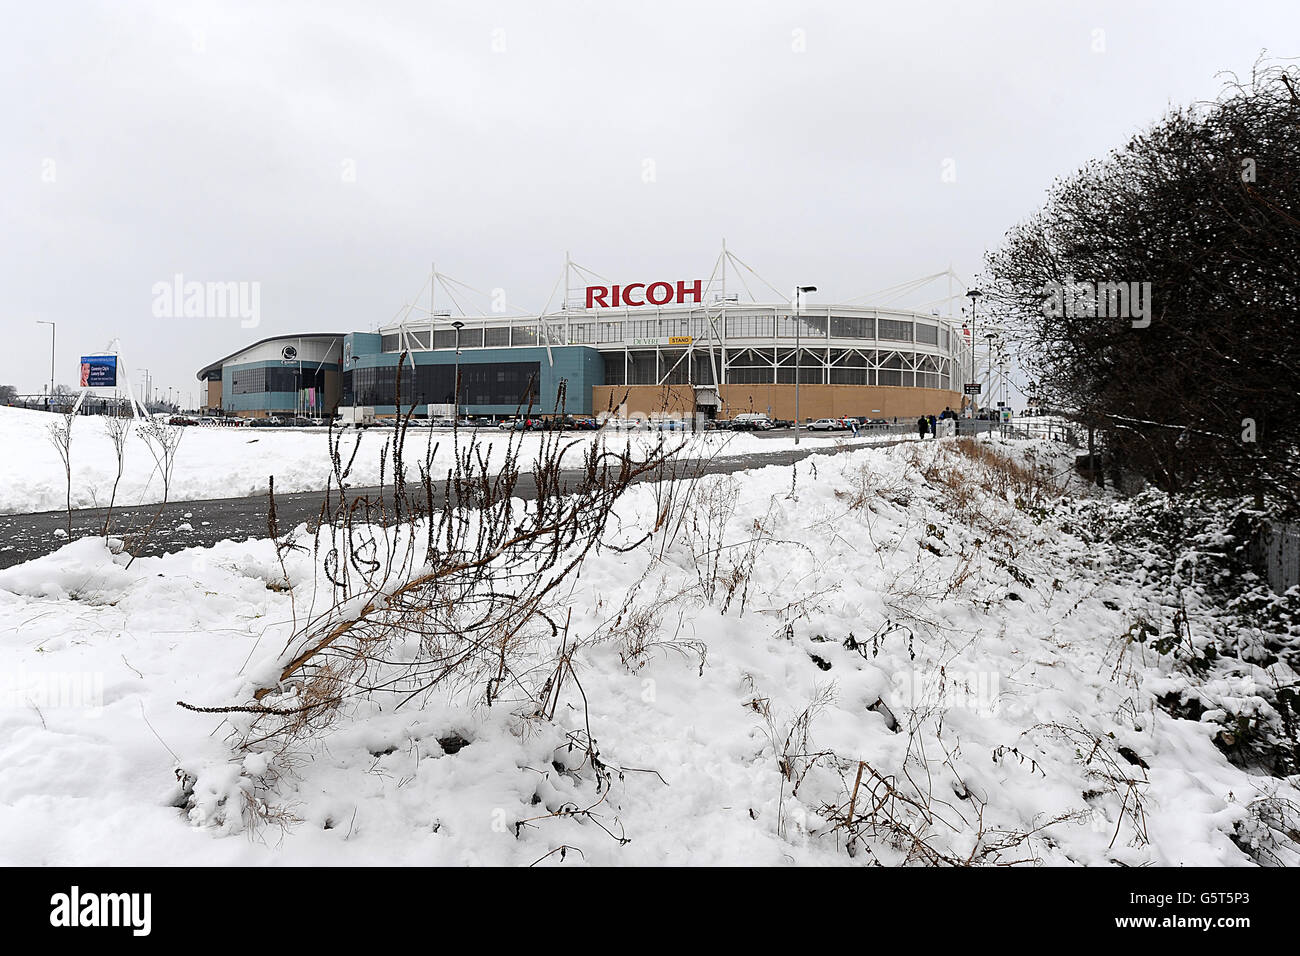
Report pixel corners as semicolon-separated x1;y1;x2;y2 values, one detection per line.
198;275;975;422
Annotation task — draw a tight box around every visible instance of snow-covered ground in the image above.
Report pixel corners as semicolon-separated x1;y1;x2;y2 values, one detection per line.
2;434;1293;866
0;406;874;515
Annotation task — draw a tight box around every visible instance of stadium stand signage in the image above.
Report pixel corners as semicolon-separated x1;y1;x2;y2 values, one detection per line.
585;280;704;309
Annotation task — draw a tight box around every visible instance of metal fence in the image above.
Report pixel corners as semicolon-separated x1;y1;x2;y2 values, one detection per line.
1262;522;1300;595
993;419;1079;445
4;395;166;417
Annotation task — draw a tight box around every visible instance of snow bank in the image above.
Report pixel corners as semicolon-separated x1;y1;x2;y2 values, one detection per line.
0;435;1289;865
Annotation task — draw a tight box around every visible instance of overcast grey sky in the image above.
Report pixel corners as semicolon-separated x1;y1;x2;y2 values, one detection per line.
4;0;1296;403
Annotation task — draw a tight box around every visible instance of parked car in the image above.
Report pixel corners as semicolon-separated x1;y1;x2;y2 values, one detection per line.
807;418;846;431
731;414;774;431
168;415;198;426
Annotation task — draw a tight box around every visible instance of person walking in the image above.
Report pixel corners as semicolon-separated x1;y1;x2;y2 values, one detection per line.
917;415;929;440
850;417;860;438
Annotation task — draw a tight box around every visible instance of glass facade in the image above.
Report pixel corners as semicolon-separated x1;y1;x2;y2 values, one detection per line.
346;361;541;408
231;366;326;394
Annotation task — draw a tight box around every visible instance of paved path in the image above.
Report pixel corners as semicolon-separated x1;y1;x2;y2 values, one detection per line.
0;435;921;568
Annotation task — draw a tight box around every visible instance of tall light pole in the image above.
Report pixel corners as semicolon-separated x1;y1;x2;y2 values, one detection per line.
36;321;55;408
965;289;981;410
983;333;997;421
793;286;816;445
451;320;465;428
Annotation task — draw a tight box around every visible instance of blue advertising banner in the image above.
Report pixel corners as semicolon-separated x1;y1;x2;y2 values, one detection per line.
80;355;117;388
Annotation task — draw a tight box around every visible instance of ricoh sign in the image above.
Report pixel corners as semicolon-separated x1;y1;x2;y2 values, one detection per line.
585;279;703;309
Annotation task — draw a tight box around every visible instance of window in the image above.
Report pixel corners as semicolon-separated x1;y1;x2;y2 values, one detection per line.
725;348;772;385
726;367;767;384
914;323;939;345
659;349;690;384
457;362;541;407
777;315;826;338
350;361;541;407
830;316;873;338
692;351;717;384
627;351;657;385
231;366;317;394
661;316;691;338
484;326;510;347
878;319;913;342
604;354;626;386
724;314;774;338
627;320;658;340
830;348;870;368
511;324;538;347
774;349;823;384
830;367;871;385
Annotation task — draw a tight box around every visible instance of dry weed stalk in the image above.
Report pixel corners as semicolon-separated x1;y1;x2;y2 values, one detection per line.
182;368;683;753
1029;719;1151;849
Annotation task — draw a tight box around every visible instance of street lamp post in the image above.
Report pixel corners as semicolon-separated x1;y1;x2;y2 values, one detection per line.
984;333;997;424
36;321;55;409
452;321;465;430
793;286;817;445
965;289;981;412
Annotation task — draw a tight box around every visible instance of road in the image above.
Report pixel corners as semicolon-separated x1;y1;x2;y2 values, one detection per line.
0;430;926;568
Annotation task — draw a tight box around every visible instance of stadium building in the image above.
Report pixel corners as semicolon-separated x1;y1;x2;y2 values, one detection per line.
197;333;345;418
196;251;977;421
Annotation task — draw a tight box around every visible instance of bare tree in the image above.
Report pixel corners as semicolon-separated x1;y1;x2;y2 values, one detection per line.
981;57;1300;510
128;418;186;565
101;413;133;536
46;411;75;537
